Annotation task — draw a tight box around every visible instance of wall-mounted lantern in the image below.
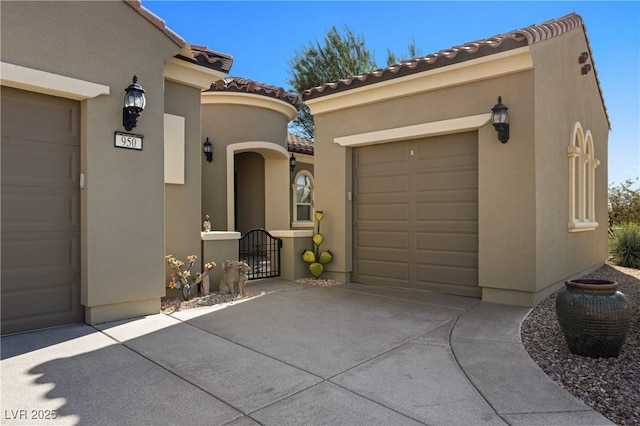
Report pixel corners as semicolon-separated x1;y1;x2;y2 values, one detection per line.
289;153;297;172
491;96;510;143
203;137;213;163
123;75;146;131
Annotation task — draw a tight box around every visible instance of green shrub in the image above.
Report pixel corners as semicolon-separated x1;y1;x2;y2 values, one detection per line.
608;179;640;228
609;223;640;269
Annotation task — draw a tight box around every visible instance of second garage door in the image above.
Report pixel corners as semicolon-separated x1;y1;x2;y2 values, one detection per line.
1;87;83;334
353;131;479;297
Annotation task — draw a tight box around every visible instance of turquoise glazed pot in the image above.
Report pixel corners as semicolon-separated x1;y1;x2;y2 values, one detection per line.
556;279;632;358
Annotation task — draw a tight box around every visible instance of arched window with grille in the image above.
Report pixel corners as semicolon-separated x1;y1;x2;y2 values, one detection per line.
568;122;599;232
292;170;314;226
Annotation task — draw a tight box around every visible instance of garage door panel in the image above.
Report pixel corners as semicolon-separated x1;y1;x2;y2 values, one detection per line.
417;202;478;221
417;232;478;253
357;175;409;195
415;191;477;205
1;284;82;334
357;231;409;249
357;142;409;166
416;133;477;158
416;264;477;287
415;250;478;269
2;186;79;232
357;203;410;221
413;220;477;234
2;233;79;274
357;246;409;261
415;152;477;170
355;260;409;284
1;87;82;334
353;132;478;297
1;91;78;144
2;275;79;317
1;139;79;188
416;169;477;193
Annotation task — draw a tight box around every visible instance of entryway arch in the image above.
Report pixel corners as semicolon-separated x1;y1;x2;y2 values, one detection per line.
226;141;290;233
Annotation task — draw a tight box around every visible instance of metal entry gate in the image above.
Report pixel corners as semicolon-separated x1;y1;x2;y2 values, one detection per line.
239;229;282;280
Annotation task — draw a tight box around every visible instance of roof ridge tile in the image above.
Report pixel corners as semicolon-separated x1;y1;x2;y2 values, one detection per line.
207;77;300;109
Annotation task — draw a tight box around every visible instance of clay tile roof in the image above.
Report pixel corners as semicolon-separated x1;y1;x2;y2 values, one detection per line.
125;1;233;73
187;45;233;73
206;77;301;110
302;13;586;100
287;133;314;155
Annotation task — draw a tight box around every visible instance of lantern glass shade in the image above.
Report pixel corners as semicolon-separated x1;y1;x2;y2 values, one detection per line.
203;138;212;154
203;137;213;162
490;96;510;143
491;96;509;124
124;90;146;111
124;75;146;112
289;153;297;172
492;109;508;124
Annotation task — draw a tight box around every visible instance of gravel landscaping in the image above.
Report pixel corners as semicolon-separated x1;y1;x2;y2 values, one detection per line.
521;264;640;425
160;277;343;314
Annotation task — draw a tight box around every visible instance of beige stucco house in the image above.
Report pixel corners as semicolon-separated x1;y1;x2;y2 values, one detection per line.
302;13;609;306
1;3;607;335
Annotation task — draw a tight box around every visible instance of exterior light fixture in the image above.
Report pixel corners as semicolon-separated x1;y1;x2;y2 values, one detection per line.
491;96;509;143
203;137;213;163
123;75;146;131
289;153;297;172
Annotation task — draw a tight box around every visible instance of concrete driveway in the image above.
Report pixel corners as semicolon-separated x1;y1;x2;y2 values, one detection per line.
1;280;611;425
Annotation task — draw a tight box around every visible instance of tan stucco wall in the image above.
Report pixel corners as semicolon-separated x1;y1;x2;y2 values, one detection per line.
1;1;182;322
528;28;609;303
164;81;204;284
270;230;314;281
201;100;293;232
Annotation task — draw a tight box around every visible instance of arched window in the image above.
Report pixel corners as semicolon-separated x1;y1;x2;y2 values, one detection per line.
568;122;599;232
292;171;314;225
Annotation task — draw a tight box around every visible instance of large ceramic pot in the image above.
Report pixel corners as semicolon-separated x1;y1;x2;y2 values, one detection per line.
556;279;632;358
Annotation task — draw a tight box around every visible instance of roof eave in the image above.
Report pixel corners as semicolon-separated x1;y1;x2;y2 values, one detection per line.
305;47;534;116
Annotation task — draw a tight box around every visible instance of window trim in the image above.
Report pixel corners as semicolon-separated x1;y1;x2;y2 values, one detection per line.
568;122;599;232
292;170;314;227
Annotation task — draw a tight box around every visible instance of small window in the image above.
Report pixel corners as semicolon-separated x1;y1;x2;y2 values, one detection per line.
568;122;599;232
292;171;313;225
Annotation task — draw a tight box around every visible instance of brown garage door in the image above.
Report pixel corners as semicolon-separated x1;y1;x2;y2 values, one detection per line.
1;87;83;334
353;131;479;297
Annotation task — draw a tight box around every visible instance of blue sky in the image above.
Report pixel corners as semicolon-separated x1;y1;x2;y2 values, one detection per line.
143;1;639;186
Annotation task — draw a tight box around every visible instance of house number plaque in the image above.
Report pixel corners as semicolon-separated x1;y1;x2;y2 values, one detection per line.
114;131;143;151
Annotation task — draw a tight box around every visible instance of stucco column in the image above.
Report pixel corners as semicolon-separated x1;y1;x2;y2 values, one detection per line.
201;231;241;290
269;230;313;281
264;158;290;230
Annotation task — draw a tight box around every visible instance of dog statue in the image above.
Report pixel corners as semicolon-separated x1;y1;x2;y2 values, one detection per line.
235;262;250;296
219;260;250;296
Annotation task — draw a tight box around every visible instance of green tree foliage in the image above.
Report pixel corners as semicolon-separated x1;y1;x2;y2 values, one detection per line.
608;179;640;227
288;25;419;140
386;38;421;67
